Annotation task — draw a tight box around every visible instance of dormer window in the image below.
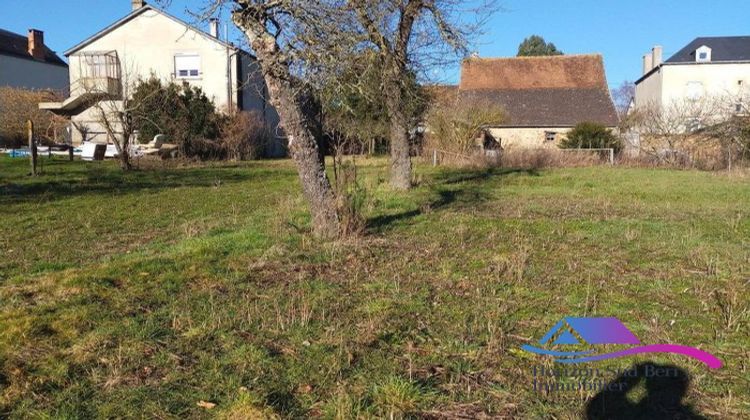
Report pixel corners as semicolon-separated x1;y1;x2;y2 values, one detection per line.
695;46;712;63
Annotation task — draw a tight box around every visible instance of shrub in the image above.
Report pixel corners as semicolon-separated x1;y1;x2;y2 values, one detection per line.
0;87;67;148
499;148;602;169
332;156;369;237
130;77;222;158
220;111;272;160
559;122;621;154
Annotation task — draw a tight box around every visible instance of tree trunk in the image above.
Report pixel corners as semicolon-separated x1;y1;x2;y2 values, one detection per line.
383;76;412;190
111;130;132;171
271;80;340;238
119;149;132;171
240;29;340;239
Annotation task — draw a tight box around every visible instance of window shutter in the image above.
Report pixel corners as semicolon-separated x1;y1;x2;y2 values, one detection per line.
175;55;201;77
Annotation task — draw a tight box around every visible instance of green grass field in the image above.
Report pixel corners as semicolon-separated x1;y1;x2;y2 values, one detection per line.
1;156;748;418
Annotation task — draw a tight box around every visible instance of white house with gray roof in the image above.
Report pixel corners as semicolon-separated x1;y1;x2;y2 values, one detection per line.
635;36;750;112
40;0;282;154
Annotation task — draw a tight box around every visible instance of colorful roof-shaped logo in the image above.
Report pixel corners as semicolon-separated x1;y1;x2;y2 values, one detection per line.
539;317;640;346
521;317;722;369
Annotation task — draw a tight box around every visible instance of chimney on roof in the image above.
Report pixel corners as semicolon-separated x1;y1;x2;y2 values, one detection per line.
209;18;219;38
28;29;45;60
652;45;663;67
131;0;146;11
642;52;653;75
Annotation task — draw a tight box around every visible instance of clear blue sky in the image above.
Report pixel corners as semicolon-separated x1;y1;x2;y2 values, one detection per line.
2;0;749;89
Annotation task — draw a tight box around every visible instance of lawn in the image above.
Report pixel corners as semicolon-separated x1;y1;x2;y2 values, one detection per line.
0;156;748;418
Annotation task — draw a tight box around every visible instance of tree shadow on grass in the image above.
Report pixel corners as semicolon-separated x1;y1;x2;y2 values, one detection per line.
0;161;287;206
367;167;538;233
434;167;539;185
586;362;707;420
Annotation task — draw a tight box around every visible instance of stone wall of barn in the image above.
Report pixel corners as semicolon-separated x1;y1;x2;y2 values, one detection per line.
488;127;573;149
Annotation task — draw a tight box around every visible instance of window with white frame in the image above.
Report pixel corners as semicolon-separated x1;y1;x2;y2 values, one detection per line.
174;54;201;78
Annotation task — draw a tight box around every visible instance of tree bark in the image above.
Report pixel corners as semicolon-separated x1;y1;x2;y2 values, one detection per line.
269;77;340;238
237;24;340;239
383;65;412;190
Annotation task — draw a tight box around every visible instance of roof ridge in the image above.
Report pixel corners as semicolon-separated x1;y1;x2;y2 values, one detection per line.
65;5;254;57
692;35;750;39
0;28;23;37
459;86;611;91
463;53;602;62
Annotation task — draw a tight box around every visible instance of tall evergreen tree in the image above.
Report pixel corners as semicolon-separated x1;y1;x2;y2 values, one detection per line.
517;35;563;57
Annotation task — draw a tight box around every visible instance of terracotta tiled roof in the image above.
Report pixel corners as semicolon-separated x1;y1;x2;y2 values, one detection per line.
460;54;609;91
458;54;619;127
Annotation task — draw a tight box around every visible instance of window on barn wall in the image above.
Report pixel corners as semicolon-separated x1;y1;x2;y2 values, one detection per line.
545;131;557;142
175;54;201;78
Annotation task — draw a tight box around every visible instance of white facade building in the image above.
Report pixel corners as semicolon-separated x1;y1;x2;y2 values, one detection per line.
635;37;750;112
40;1;282;154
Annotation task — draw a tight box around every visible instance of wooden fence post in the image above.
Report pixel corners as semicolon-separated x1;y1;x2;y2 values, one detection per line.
432;149;438;167
27;120;38;176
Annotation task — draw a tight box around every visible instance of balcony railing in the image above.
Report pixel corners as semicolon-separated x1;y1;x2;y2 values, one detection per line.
68;76;122;98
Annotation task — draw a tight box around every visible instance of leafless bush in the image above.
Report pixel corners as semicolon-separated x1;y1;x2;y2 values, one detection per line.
632;95;750;170
0;87;68;147
498;148;602;169
429;149;484;168
220;111;272;160
425;97;507;155
430;148;606;170
332;154;368;238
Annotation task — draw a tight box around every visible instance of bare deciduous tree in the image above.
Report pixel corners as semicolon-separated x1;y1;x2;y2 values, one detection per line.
180;0;494;235
425;96;506;154
87;65;159;171
633;95;749;168
632;98;720;161
611;80;635;118
347;0;496;190
704;97;750;171
228;1;341;238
